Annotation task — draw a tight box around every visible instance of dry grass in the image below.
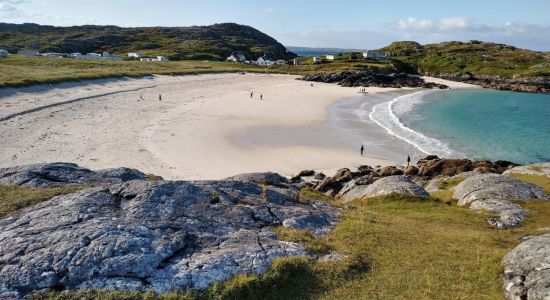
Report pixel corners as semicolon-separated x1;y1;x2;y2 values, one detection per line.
0;184;86;219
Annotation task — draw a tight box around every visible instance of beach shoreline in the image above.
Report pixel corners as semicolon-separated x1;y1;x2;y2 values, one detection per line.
0;73;475;180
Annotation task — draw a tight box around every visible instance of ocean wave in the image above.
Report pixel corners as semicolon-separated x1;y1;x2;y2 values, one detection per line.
365;91;457;157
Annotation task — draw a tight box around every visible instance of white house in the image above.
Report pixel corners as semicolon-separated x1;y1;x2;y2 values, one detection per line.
226;53;246;62
128;52;144;59
293;58;301;65
0;49;8;57
312;56;321;64
325;54;336;61
255;56;274;66
140;56;169;62
363;50;387;59
17;49;40;56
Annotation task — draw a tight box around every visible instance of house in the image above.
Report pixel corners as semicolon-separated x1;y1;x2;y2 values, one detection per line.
255;56;274;66
140;56;169;62
100;52;123;61
128;52;144;59
75;53;102;60
363;50;387;59
41;52;68;58
0;49;8;57
226;53;246;62
71;52;82;58
17;49;40;56
325;54;336;61
293;58;301;65
312;56;321;64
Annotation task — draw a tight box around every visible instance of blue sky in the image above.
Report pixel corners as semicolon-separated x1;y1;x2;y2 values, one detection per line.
1;0;550;50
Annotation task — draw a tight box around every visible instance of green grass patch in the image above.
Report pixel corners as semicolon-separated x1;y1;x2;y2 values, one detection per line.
437;176;465;190
0;184;86;219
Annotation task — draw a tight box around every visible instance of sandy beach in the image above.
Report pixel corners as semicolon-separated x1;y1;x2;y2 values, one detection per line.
0;73;472;180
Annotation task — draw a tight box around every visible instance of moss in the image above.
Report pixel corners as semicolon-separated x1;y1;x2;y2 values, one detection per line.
437;177;465;190
0;184;86;219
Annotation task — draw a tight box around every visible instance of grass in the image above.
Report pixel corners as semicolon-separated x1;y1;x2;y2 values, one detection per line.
0;184;86;219
298;187;341;206
0;55;393;88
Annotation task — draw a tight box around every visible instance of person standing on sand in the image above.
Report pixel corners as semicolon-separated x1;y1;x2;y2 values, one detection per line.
260;94;263;100
159;94;162;101
251;92;254;99
360;145;365;156
407;155;411;167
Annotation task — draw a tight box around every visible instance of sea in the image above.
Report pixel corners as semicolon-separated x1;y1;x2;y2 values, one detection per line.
366;89;550;164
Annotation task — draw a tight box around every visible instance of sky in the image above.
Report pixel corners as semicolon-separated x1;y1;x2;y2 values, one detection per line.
1;0;550;50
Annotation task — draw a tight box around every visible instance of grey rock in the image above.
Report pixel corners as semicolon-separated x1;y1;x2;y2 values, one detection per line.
342;176;428;203
314;173;326;180
224;172;288;186
470;199;525;229
0;164;340;296
378;166;404;177
502;233;550;300
424;176;451;193
333;168;353;183
504;163;550;178
298;170;315;177
453;174;549;206
0;163;146;188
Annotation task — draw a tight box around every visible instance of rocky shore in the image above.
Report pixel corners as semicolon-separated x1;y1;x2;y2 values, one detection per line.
423;72;550;93
301;71;449;89
0;159;549;299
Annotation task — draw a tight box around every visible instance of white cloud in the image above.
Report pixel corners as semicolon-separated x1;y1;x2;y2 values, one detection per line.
0;0;96;25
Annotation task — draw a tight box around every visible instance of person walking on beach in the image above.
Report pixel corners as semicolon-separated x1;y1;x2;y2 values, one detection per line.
250;92;254;99
159;94;162;101
260;94;263;100
360;145;365;157
407;155;411;167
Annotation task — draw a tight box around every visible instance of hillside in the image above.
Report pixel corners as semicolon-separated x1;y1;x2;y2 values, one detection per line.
382;40;550;79
0;22;295;61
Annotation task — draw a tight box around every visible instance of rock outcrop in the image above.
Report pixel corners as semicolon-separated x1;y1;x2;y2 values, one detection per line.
0;164;340;297
416;156;518;178
453;174;549;206
504;163;550;178
502;233;550;299
469;199;525;229
301;71;449;89
0;162;147;188
341;175;428;203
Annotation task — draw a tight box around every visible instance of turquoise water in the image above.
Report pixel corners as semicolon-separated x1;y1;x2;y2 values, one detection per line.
404;89;550;164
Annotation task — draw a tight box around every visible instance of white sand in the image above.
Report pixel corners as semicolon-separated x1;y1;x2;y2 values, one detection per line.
0;73;472;180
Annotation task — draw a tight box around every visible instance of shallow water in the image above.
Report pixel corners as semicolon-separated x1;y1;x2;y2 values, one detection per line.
374;89;550;164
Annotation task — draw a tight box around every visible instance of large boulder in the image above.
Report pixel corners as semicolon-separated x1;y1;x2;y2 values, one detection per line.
341;175;428;203
333;168;353;183
502;233;550;300
453;174;549;206
0;164;340;297
504;163;550;178
469;199;525;229
0;163;146;188
378;166;404;177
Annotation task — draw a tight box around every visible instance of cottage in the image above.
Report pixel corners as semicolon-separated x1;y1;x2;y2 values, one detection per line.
226;53;246;62
312;56;321;64
76;53;102;60
0;49;8;57
325;54;336;61
41;52;68;58
128;52;144;59
255;56;274;66
156;56;169;62
17;49;40;56
293;58;301;65
363;50;387;59
140;56;169;62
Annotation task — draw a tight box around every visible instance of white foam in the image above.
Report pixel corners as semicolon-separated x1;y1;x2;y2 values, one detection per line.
364;91;457;157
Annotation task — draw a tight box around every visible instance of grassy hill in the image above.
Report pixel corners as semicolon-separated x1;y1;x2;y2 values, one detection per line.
382;40;550;79
0;22;295;61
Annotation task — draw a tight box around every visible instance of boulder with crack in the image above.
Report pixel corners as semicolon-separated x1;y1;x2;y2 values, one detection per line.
341;175;429;203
